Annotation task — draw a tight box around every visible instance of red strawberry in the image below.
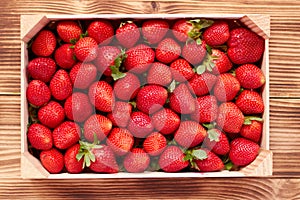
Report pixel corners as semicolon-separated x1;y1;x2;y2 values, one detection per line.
54;44;76;69
174;121;207;148
69;62;97;89
151;108;180;135
159;146;189;172
50;69;73;101
27;123;53;150
210;49;232;75
142;19;169;44
38;101;65;129
203;21;230;46
88;81;115;112
143;132;167;156
188;72;217;96
26;80;51;107
182;40;207;65
147;62;172;86
27;57;56;83
191;95;218;124
83;114;112;142
52;121;80;150
64;144;84;174
123;148;150;173
170;58;194;82
87;20;114;45
116;21;140;48
156;38;181;64
236;90;264;115
31;30;56;57
136;85;168;114
216;102;244;134
235;64;266;89
57;21;82;43
213;73;240;102
107;101;132;128
113;72;140;101
229;137;260;166
127;111;154;138
203;129;230;156
241;119;263;143
74;37;98;62
40;148;64;174
227;27;265;64
106;128;134;156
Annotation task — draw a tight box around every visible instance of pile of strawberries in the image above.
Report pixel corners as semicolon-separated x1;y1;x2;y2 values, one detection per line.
26;17;266;174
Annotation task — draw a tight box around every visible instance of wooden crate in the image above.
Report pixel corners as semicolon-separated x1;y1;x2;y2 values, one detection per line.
21;14;272;178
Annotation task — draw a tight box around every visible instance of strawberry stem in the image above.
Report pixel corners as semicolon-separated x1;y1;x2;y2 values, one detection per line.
244;116;263;125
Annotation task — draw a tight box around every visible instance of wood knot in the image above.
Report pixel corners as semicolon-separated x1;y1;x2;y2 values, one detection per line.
151;1;160;12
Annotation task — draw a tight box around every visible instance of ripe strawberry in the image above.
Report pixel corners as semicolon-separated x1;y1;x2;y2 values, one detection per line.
57;21;82;43
136;85;168;114
202;21;230;46
113;72;140;101
210;49;232;75
87;20;114;45
106;128;134;156
191;95;218;124
88;81;115;112
147;62;172;86
27;57;56;83
107;101;132;128
235;64;266;89
142;19;169;44
151;108;180;135
213;73;240;102
69;62;97;89
229;137;260;166
227;27;265;64
83;114;112;142
52;121;80;150
26;80;51;107
188;72;217;96
74;37;98;62
236;90;264;115
170;58;194;82
127;111;154;138
64;144;84;174
38;101;65;129
182;40;207;65
203;129;230;156
216;102;244;134
31;30;56;57
241;119;263;143
54;44;76;69
27;123;53;150
123;148;150;173
143;132;167;156
116;21;140;48
124;44;155;74
156;38;181;64
50;69;72;101
159;146;189;172
40;148;64;174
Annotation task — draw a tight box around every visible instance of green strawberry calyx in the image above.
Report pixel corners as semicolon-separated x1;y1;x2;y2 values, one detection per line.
202;123;221;142
188;19;214;40
194;46;218;75
184;149;208;170
244;116;263;125
110;49;127;81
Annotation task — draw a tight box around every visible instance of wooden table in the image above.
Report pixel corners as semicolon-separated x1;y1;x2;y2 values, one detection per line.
1;0;300;199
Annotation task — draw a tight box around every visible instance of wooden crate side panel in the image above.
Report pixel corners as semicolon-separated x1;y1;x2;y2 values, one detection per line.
240;14;270;39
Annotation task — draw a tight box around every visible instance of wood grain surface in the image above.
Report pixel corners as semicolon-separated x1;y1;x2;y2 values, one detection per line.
1;0;300;199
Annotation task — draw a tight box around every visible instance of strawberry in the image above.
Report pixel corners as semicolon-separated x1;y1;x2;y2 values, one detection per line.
69;62;97;90
107;101;132;128
127;111;154;138
143;132;167;156
74;37;98;62
123;148;150;173
151;108;180;135
52;121;80;150
235;64;266;89
190;95;218;124
56;21;82;43
170;58;194;82
182;40;207;65
124;44;155;74
136;85;168;114
106;128;134;156
159;146;189;172
174;121;207;148
27;123;53;150
156;38;181;64
38;101;65;129
202;21;230;46
27;57;56;83
26;80;51;107
31;30;56;57
203;129;230;156
54;44;76;69
216;102;244;134
142;19;169;44
236;90;264;115
88;81;115;112
83;114;112;142
64;144;84;174
113;72;140;101
50;69;73;101
229;137;260;166
205;49;232;75
227;27;265;64
40;148;64;174
87;20;114;45
241;118;263;143
147;62;172;86
116;21;140;48
188;72;217;96
213;73;240;102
